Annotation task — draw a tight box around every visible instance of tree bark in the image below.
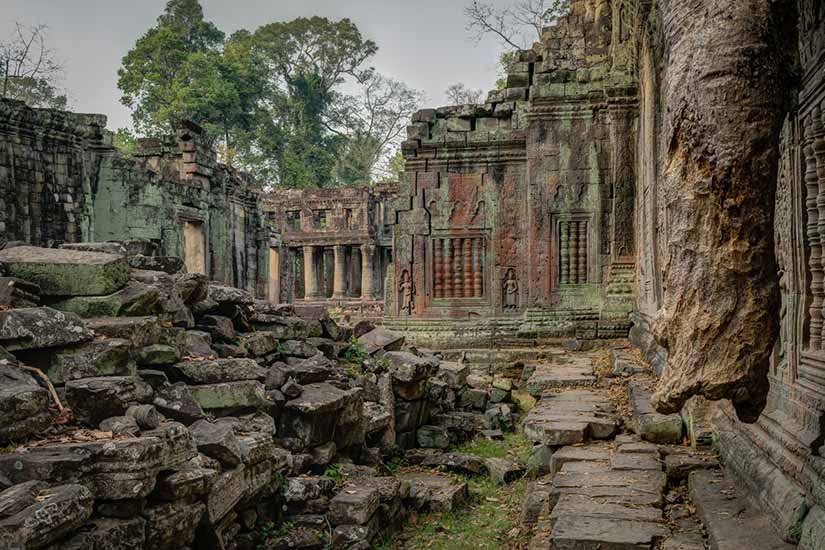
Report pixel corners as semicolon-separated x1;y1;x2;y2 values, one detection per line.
652;0;796;422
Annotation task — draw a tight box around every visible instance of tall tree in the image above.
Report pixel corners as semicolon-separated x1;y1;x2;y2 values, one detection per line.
118;0;225;134
0;23;66;109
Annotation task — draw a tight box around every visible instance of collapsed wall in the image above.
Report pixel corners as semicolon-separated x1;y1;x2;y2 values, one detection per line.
0;243;518;549
0;100;272;298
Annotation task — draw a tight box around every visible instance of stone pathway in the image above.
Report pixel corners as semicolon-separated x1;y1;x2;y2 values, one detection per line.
522;389;618;446
525;354;597;397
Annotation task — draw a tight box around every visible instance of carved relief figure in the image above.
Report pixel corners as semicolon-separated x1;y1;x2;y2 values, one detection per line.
503;269;519;310
399;270;414;315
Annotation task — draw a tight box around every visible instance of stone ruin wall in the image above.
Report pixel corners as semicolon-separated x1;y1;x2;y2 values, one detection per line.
0;100;272;299
389;0;637;347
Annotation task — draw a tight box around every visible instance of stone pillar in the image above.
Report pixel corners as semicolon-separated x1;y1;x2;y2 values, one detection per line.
332;245;347;299
303;245;320;300
361;244;375;300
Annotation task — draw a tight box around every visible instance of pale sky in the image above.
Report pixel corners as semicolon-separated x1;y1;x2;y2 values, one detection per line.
3;0;516;131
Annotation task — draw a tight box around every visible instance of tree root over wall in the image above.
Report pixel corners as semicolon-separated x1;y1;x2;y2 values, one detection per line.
652;0;797;422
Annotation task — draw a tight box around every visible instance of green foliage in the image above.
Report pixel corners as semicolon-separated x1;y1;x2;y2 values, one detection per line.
454;432;532;464
256;520;293;550
342;336;369;366
112;128;138;156
323;463;344;484
118;3;422;187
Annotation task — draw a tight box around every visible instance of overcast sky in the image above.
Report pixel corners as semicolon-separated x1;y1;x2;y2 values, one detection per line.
3;0;516;131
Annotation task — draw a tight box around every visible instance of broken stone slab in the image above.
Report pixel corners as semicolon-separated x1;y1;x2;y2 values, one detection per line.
277;355;333;385
99;415;141;437
436;361;469;388
59;241;129;256
195;315;236;343
329;483;381;525
239;331;279;357
663;452;719;485
628;381;684;444
485;457;525;484
142;500;205;550
153;382;206;425
134;344;180;366
0;307;92;351
0;246;129;296
174;273;209;305
0;363;55;443
152;463;219;502
397;471;468;512
689;469;795;550
417;425;450;449
46;338;134;385
189;381;268;414
610;452;662;472
526;359;596;397
205;465;248;524
237;432;276;465
358;327;404;355
177;330;214;357
549;514;670;549
522;390;617;446
385;351;440;383
167;358;266;384
128;254;184;274
421;452;487;476
190;420;242;467
0;481;47;518
86;316;161;347
549;445;611;476
48;516;147;550
50;281;161;318
207;284;254;305
550;493;663;525
0;277;40;309
279;339;319;359
0;484;94;550
65;376;154;425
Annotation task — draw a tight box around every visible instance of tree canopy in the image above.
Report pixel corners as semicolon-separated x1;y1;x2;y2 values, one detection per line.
118;1;421;188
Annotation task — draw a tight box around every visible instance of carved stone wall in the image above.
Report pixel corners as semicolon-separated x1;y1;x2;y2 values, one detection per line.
389;0;638;344
0;100;272;298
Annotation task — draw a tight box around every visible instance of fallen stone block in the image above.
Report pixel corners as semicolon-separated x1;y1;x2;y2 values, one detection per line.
329;483;380;525
86;316;161;347
190;420;243;467
152;462;219;502
279;383;354;448
280;339;319;359
0;277;40;309
0;246;129;296
100;415;141;436
205;466;247;524
0;481;47;519
128;255;184;274
358;327;404;355
167;358;266;384
0;363;55;442
485;457;525;484
421;452;487;476
0;307;92;351
436;361;469;389
239;331;279;357
207;284;254;305
51;281;161;318
417;425;450;449
153;382;206;425
397;471;468;512
65;376;154;425
0;484;94;550
59;242;128;256
47;338;133;385
189;381;268;414
628;381;684;444
142;500;205;550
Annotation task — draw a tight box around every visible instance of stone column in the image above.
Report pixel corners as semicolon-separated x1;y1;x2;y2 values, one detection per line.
333;245;347;299
303;245;320;300
361;244;375;300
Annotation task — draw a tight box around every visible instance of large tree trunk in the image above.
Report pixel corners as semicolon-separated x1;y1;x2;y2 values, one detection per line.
652;0;796;422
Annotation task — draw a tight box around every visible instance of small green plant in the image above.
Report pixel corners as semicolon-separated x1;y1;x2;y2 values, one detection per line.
324;463;344;484
256;520;293;550
342;336;369;365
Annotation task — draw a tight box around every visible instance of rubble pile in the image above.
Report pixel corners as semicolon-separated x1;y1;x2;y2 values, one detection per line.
0;242;517;550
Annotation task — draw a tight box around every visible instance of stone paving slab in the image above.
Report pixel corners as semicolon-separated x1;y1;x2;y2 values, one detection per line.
525;356;596;396
523;390;617;446
689;469;795;550
549;514;670;549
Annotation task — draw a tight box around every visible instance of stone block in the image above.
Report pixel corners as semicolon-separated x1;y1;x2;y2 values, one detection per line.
0;307;92;351
86;316;161;347
142;500;205;550
50;517;146;550
206;466;247;524
0;363;55;442
485;457;525;484
189;381;268;413
0;484;94;550
358;328;404;355
153;382;206;425
628;382;683;444
207;284;253;305
279;383;353;448
190;420;242;467
279;339;319;359
417;425;450;449
65;376;154;425
51;281;160;318
47;338;133;385
436;361;469;388
0;481;47;518
397;472;468;512
0;246;129;296
168;358;266;384
127;255;184;274
134;344;180;366
329;484;380;525
239;331;279;357
420;452;487;476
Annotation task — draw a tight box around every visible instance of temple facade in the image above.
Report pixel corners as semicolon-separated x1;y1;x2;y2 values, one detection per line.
261;186;396;317
386;0;635;346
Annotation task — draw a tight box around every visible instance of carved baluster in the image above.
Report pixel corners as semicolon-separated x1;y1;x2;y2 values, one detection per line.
473;238;483;297
434;239;443;299
814;107;825;346
570;222;580;284
560;223;570;285
444;238;453;298
804;115;823;349
578;221;588;284
463;238;473;297
453;238;463;297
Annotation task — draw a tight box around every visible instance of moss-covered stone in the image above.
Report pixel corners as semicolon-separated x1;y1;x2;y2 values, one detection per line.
50;282;161;317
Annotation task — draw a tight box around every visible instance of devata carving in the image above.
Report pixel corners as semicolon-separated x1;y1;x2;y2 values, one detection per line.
399;270;414;315
503;269;519;310
651;0;795;422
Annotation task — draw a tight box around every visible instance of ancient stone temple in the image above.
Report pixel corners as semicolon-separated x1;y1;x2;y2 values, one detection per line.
386;0;636;347
261;186;396;317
